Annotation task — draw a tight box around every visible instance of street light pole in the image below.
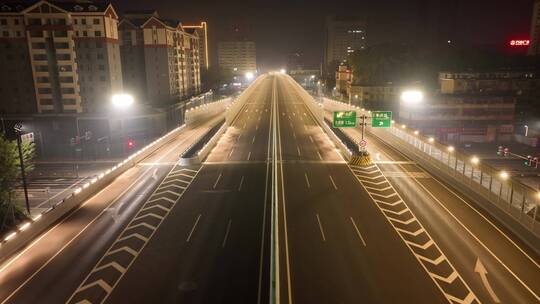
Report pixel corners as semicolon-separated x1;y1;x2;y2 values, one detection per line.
14;123;30;215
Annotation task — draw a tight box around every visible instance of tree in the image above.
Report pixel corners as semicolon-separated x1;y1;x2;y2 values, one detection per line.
0;134;35;233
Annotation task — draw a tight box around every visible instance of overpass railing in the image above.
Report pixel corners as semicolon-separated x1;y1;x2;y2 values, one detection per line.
322;98;540;243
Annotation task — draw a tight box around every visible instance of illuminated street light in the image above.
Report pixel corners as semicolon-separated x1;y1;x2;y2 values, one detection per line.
428;137;435;143
245;72;254;80
499;171;509;180
112;93;134;109
447;146;455;152
401;124;406;129
400;89;424;105
310;75;316;79
280;69;286;74
470;156;480;165
413;130;419;135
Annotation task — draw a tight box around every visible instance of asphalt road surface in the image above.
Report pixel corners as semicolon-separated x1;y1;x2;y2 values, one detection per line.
0;73;538;304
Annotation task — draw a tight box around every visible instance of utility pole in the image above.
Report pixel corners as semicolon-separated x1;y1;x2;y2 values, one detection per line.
14;123;30;215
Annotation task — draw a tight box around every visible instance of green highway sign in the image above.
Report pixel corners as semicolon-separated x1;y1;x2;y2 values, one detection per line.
371;111;392;128
333;111;357;128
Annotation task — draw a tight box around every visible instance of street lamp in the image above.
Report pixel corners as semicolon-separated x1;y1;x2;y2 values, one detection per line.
400;89;424;105
414;130;419;135
14;122;30;214
245;72;254;81
470;156;480;165
499;171;509;180
524;125;529;137
112;93;134;109
470;156;480;183
428;137;435;143
280;69;286;74
111;94;134;156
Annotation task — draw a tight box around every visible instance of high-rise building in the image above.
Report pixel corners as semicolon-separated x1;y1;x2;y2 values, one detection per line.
323;15;366;76
218;40;256;76
529;0;540;55
119;11;201;104
0;0;122;114
183;22;208;71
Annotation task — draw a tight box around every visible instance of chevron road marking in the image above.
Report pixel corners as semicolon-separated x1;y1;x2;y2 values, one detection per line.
349;164;479;304
66;166;201;304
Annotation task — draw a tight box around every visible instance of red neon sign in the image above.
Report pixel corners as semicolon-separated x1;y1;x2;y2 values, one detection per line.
509;39;530;47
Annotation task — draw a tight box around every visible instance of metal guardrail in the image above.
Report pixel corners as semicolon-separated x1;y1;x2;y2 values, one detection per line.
322;98;540;238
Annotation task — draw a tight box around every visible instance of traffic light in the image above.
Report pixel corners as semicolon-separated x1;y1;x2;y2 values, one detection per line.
533;157;539;168
497;146;503;156
127;139;135;149
525;155;532;167
503;147;509;157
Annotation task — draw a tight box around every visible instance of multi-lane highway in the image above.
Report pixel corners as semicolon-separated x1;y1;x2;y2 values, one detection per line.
0;73;538;304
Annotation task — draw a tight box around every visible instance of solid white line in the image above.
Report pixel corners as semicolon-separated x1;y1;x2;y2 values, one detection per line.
222;219;232;248
0;127;204;301
186;214;201;242
374;134;540;300
213;173;222;189
309;136;314;143
252;135;256;143
238;176;244;191
317;150;323;160
329;175;338;190
350;217;367;246
316;214;326;242
297;146;301;156
277;80;292;304
228;148;235;159
247;151;252;161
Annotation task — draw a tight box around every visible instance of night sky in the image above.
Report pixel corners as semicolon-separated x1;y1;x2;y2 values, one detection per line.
112;0;534;71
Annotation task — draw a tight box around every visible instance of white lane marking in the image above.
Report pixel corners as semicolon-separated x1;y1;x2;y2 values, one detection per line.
304;173;311;188
256;124;259;131
213;173;222;189
317;150;323;160
350;217;367;246
293;132;296;139
186;214;202;242
475;258;501;303
297;145;301;156
222;219;232;248
316;214;326;242
0;126;203;301
329;175;338;190
247;151;252;161
252;135;256;143
237;133;242;141
228;148;235;159
238;176;244;191
309;135;314;143
276;81;292;304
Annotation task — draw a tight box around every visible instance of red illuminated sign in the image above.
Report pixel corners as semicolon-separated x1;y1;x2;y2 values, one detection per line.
509;39;530;47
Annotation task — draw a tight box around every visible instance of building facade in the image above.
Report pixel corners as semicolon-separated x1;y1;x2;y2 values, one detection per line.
529;0;540;55
439;71;540;95
218;40;256;76
183;22;208;71
119;11;201;104
0;0;122;114
323;15;366;76
399;95;516;143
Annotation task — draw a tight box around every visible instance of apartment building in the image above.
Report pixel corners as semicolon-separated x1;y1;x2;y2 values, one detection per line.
119;11;201;104
0;0;122;114
323;15;366;76
183;22;208;71
218;40;256;76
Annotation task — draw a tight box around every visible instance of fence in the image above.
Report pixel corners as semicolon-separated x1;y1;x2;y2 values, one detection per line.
321;97;540;241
